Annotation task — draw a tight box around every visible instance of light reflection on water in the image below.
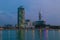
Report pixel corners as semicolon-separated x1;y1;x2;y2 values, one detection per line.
0;30;2;40
0;29;60;40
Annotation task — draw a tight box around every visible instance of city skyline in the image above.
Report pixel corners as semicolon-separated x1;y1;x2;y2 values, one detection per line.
0;0;60;26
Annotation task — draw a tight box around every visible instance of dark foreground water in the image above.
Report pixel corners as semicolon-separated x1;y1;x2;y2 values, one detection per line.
0;29;60;40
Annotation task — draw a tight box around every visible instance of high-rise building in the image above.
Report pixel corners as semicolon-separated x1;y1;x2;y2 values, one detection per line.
18;6;25;28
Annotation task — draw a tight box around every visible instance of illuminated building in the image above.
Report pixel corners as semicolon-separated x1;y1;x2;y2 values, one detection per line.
18;6;25;28
33;11;46;28
25;20;34;28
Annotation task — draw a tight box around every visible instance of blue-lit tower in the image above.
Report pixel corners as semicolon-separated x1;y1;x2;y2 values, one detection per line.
18;6;25;28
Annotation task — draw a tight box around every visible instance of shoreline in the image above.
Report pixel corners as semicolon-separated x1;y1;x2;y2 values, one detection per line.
0;27;60;30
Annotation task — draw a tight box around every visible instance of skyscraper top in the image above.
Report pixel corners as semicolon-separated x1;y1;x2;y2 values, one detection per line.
18;6;24;9
18;6;24;11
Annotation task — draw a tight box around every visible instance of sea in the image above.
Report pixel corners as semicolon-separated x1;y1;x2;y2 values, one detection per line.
0;29;60;40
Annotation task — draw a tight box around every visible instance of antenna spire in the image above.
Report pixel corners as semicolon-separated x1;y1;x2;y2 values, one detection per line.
39;9;42;21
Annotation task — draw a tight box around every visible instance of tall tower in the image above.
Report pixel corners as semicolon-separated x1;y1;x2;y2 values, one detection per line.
18;6;25;28
39;12;41;21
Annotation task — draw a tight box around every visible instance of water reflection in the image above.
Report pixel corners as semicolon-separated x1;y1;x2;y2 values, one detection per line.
25;29;28;40
32;30;35;40
40;29;42;40
2;30;17;40
17;29;25;40
45;29;48;40
0;30;2;40
0;29;60;40
2;30;9;40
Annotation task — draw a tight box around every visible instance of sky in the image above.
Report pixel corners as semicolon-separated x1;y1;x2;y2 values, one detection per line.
0;0;60;26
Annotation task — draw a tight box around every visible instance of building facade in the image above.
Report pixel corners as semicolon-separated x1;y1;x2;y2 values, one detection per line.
18;6;25;28
33;11;46;28
25;20;34;28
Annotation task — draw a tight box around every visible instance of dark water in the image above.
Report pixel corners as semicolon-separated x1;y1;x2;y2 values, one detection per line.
0;29;60;40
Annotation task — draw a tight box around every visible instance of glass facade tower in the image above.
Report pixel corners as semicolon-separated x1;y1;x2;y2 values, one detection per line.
18;6;25;28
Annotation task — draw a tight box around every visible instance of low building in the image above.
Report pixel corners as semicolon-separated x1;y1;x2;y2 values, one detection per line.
25;20;34;28
33;20;45;28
